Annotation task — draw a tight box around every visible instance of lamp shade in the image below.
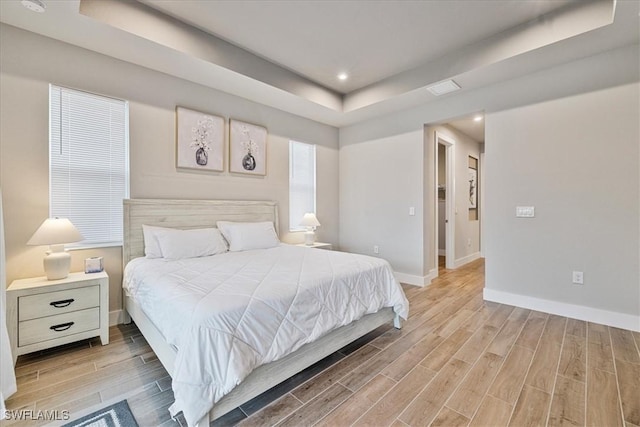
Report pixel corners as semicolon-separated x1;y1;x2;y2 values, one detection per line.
27;218;83;246
299;213;321;228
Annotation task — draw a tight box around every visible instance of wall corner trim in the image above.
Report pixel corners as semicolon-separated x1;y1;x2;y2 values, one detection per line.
394;270;436;287
454;252;482;269
483;288;640;332
109;309;124;326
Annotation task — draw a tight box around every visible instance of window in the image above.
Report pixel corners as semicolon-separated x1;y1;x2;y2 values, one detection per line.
289;141;316;231
49;85;129;247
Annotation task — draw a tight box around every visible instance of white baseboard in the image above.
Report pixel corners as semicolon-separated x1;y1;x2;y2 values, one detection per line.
395;268;437;287
454;252;481;269
109;309;124;326
438;249;446;256
427;268;437;283
483;288;640;332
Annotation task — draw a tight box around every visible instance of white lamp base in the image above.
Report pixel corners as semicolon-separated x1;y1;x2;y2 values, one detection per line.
304;230;316;246
44;244;71;280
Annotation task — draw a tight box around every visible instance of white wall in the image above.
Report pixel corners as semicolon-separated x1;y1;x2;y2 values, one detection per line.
339;130;425;281
484;83;639;330
0;24;339;314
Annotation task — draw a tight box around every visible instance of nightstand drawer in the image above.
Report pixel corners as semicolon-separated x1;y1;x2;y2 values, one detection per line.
18;307;100;346
18;285;99;321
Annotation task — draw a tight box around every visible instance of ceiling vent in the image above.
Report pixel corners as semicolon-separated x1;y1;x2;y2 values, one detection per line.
426;79;461;96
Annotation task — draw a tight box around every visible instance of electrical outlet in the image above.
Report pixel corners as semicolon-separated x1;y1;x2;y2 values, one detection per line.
467;238;472;247
572;271;584;285
373;245;379;254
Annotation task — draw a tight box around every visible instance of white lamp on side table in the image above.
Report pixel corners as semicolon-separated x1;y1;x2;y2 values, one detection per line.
27;218;83;280
299;213;321;246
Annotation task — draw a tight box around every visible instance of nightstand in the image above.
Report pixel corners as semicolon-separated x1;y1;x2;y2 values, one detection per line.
7;271;109;364
296;242;333;250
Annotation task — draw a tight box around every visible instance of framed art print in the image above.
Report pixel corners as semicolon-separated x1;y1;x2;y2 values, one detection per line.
229;119;267;176
176;106;225;172
468;167;477;209
468;156;479;220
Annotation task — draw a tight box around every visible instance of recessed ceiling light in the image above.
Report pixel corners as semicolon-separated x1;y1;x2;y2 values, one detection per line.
473;115;483;122
426;79;461;96
21;0;46;13
337;73;348;81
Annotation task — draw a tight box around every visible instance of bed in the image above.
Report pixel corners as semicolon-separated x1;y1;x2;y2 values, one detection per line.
122;199;408;427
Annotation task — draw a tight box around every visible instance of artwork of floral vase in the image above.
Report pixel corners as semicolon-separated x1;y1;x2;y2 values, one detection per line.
196;147;208;166
230;120;266;175
242;150;256;170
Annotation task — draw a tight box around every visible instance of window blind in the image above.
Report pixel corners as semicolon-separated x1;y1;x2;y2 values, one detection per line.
49;85;129;247
289;141;316;231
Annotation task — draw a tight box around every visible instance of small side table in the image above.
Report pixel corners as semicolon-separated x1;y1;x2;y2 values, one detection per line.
296;242;333;250
7;271;109;364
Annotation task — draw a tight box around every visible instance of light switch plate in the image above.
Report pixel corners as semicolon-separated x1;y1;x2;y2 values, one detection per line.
516;206;535;218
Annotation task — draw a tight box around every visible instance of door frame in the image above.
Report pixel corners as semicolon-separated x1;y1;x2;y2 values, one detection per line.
435;131;456;271
480;151;485;257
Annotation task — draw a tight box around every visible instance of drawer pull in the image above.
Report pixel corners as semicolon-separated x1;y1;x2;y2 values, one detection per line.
50;322;74;332
50;299;75;308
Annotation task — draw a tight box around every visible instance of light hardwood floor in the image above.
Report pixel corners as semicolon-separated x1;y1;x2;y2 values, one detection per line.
3;258;639;427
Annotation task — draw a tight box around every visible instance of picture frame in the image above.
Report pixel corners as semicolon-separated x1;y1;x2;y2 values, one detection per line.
468;167;477;209
229;119;267;176
468;155;479;221
176;106;225;172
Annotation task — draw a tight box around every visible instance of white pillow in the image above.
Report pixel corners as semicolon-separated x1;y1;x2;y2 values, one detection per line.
155;227;228;260
142;224;167;258
216;221;279;252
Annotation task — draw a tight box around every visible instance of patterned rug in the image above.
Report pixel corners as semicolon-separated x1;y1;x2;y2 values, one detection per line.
62;400;139;427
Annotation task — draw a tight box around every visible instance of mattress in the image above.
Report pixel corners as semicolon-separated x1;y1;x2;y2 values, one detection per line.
123;244;409;425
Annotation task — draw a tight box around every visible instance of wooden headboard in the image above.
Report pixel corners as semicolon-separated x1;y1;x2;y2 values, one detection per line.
123;199;279;265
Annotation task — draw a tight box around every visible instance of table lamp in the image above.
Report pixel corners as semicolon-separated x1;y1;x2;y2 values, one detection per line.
27;218;83;280
299;213;321;246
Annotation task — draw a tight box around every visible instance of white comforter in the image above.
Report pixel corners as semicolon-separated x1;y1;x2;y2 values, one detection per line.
123;244;409;425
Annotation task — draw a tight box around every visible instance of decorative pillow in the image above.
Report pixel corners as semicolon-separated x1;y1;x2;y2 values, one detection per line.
142;224;167;258
216;221;279;252
155;227;228;260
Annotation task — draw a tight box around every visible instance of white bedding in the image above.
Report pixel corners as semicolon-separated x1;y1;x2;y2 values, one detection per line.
123;244;409;425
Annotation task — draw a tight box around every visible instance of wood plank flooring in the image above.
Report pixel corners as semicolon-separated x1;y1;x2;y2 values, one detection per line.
3;258;639;427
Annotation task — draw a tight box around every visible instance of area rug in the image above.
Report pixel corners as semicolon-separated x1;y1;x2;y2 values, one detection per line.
62;400;139;427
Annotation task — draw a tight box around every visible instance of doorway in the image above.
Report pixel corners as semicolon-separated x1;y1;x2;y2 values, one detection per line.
435;132;455;271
